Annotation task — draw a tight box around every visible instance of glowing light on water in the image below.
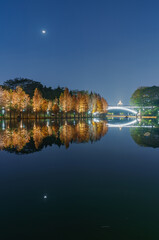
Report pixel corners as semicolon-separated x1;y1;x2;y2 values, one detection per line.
107;119;137;128
93;118;100;123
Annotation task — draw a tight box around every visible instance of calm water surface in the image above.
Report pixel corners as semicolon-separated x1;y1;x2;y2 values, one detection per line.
0;119;159;240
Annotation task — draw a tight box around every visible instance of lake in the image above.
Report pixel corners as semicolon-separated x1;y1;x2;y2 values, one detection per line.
0;118;159;240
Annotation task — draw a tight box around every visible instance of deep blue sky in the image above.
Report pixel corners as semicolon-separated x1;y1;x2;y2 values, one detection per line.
0;0;159;104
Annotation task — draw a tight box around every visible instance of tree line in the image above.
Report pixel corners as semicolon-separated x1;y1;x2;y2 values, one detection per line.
0;85;108;119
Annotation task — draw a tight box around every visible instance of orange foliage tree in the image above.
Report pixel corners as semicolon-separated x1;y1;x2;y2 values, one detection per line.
41;99;48;118
76;93;89;116
3;89;13;118
0;87;4;108
59;88;72;115
101;97;108;113
32;88;43;119
96;96;103;113
52;98;59;114
12;86;30;118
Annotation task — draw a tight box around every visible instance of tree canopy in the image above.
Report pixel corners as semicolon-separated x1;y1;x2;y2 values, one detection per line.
3;78;64;100
130;86;159;106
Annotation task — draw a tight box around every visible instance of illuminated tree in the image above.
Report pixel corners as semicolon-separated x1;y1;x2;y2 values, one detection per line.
101;97;108;113
96;97;103;113
75;92;81;116
88;93;93;116
41;99;48;118
0;87;4;117
92;94;97;113
52;98;59;114
3;89;13;118
0;87;4;107
12;86;30;118
32;88;43;119
76;93;89;117
47;100;53;116
72;95;76;115
59;88;72;116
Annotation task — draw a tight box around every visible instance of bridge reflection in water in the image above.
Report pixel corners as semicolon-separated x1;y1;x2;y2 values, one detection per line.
0;118;158;154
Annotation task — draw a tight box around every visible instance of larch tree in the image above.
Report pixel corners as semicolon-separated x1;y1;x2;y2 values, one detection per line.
92;94;97;113
59;88;72;116
0;86;4;108
47;100;53;116
76;93;89;116
3;89;13;118
75;92;81;116
72;95;76;117
101;97;108;113
96;97;103;113
12;86;30;118
88;93;94;115
52;98;59;114
41;99;48;118
32;88;43;119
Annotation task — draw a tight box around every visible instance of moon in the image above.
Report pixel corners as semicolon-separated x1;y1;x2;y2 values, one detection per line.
41;29;46;34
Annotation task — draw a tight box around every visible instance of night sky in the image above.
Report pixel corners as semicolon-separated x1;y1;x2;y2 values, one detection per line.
1;0;159;104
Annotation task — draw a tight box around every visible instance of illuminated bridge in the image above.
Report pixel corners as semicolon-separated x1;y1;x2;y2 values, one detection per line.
107;106;138;115
107;105;154;115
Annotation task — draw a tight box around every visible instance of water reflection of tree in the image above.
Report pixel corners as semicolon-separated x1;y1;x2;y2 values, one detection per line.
1;128;30;151
0;120;108;153
90;121;108;142
130;127;159;148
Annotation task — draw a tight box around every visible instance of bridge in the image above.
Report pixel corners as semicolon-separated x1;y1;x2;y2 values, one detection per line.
107;106;138;115
107;105;154;115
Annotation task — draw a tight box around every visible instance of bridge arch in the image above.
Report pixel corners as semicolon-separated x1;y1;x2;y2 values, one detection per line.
107;106;137;115
107;119;137;128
